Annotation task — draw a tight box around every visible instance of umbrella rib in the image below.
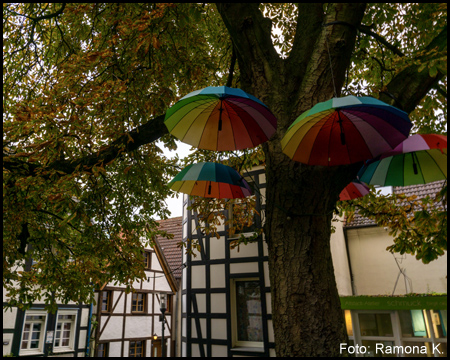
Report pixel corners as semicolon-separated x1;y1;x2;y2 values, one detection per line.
225;100;254;149
178;98;219;147
222;101;237;150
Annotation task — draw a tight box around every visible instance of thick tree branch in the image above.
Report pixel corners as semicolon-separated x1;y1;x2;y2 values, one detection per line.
379;26;447;113
3;114;169;177
216;3;281;99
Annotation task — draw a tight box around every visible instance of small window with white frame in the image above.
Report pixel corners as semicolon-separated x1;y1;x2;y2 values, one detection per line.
53;310;77;352
231;278;264;350
20;311;48;355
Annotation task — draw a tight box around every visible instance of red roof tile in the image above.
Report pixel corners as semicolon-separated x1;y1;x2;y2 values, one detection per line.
155;217;183;279
345;180;446;228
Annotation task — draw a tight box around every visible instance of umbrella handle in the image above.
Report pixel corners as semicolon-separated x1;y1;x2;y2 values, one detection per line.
337;110;346;145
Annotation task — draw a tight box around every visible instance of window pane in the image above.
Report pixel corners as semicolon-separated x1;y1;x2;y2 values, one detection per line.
431;310;447;338
236;281;263;342
24;324;30;331
359;313;393;337
30;340;39;349
344;310;353;336
21;341;28;349
31;332;40;340
64;323;72;330
399;310;429;338
33;323;41;332
22;332;29;340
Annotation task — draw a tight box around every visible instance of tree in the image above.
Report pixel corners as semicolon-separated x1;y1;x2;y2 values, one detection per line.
3;3;447;356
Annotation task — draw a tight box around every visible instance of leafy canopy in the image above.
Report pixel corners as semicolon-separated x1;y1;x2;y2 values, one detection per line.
3;3;447;312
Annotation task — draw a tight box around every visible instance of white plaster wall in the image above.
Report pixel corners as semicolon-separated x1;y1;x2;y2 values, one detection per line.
3;333;13;356
80;308;89;327
191;265;206;288
110;341;123;357
151;253;162;271
210;264;226;288
209;236;226;260
230;262;258;274
124;316;152;338
346;226;447;295
154;276;172;292
100;316;123;340
3;307;17;329
211;319;227;339
264;261;270;287
230;241;259;258
78;329;87;349
330;218;353;296
112;292;125;313
210;293;226;313
192;294;206;313
212;345;228;357
191;318;207;339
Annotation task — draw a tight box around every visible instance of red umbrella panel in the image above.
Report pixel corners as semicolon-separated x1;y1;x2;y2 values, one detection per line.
164;86;277;151
281;96;412;166
339;180;370;201
168;162;253;199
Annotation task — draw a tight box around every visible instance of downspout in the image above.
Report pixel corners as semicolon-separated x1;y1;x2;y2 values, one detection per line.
343;226;356;295
85;285;94;357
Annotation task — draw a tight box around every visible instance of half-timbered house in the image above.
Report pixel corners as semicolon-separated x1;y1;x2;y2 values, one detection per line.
92;218;183;357
179;166;447;357
3;256;90;357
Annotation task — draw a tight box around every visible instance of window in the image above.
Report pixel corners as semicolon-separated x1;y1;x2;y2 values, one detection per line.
132;293;146;313
129;340;145;357
231;279;263;349
97;342;109;357
101;291;112;313
20;312;47;354
54;311;77;351
228;198;259;239
143;251;151;269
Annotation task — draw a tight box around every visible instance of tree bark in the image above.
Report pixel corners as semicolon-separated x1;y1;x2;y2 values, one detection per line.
218;3;367;356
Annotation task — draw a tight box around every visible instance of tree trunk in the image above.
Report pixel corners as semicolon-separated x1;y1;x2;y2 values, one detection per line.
263;139;360;356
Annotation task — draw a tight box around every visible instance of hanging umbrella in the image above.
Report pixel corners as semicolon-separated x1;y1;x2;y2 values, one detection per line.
339;180;370;201
164;86;277;151
168;162;252;199
358;134;447;186
281;95;412;166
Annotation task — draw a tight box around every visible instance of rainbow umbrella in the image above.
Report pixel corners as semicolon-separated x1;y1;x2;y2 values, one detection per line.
168;162;252;199
358;134;447;186
281;96;412;166
339;180;370;201
164;86;277;151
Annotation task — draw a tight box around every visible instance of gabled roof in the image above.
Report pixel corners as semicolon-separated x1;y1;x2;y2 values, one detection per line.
344;180;446;228
155;216;183;280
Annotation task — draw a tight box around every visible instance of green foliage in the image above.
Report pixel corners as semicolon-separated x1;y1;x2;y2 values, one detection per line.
340;183;447;264
3;3;231;311
2;3;447;319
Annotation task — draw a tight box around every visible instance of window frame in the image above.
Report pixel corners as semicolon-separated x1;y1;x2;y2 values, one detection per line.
53;309;78;352
129;339;145;357
143;250;151;270
227;198;259;240
131;292;146;313
101;290;113;313
230;278;264;350
19;310;48;356
97;342;109;357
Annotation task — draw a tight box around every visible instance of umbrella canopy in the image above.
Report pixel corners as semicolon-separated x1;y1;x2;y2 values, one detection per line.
358;134;447;186
339;180;370;201
281;95;412;166
164;86;277;151
168;162;252;199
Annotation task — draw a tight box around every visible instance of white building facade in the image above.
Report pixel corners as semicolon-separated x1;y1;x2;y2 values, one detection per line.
179;167;447;357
